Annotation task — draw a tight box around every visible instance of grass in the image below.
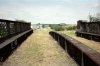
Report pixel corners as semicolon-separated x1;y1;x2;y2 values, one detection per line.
59;30;100;53
59;30;75;36
2;28;77;66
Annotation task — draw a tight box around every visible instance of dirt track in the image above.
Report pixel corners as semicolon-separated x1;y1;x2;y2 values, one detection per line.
1;28;78;66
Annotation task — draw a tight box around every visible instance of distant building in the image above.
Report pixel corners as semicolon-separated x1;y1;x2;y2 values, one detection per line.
31;23;43;29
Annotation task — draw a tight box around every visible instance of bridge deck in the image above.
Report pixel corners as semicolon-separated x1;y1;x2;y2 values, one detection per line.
1;28;78;66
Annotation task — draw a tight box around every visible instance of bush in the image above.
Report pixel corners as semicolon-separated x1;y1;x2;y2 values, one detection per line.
49;24;76;31
65;25;77;30
49;24;65;31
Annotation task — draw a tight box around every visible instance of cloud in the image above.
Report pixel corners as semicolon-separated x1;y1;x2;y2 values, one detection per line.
0;0;99;24
0;6;81;24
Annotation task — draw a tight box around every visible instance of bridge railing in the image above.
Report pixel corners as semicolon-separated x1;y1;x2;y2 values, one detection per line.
76;21;100;41
0;19;31;43
0;19;33;62
49;31;100;66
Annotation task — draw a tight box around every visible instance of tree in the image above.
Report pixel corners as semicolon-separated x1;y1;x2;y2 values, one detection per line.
96;13;100;20
89;13;100;22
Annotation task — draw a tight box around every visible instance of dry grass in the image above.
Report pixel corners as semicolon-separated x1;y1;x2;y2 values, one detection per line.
2;28;78;66
59;30;100;53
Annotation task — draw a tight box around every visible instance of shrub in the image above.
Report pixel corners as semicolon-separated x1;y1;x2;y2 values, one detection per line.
65;25;77;30
49;24;65;31
49;24;76;31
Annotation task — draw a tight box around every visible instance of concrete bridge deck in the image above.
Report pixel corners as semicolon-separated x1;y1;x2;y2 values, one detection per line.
1;28;78;66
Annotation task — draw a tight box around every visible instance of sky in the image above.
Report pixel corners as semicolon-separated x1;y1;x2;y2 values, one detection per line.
0;0;99;24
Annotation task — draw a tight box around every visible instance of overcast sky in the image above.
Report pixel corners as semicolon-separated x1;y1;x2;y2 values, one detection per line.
0;0;99;24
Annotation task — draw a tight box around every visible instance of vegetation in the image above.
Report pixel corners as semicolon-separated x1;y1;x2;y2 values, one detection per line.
49;24;64;31
89;13;100;22
64;25;76;30
49;24;76;31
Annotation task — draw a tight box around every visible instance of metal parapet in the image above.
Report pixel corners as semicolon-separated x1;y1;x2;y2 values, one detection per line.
0;19;33;62
49;31;100;66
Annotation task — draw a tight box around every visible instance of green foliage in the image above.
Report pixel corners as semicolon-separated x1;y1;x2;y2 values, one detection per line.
65;25;76;30
49;24;65;31
49;24;76;31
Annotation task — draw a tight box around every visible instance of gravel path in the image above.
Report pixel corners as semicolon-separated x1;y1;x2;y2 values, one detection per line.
1;28;78;66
